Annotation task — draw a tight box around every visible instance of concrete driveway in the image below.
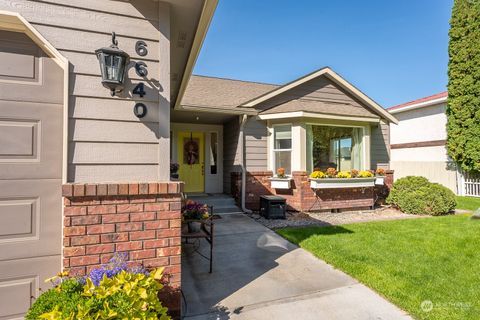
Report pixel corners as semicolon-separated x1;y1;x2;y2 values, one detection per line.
181;213;411;320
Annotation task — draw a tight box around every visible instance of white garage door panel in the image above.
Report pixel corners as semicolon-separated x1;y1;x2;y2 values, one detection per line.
0;179;62;260
0;30;63;319
0;255;61;320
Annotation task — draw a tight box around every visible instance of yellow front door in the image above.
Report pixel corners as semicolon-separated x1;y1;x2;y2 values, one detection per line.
178;132;205;193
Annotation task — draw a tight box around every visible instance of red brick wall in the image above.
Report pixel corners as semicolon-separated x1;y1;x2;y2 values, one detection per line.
62;182;183;316
232;171;394;212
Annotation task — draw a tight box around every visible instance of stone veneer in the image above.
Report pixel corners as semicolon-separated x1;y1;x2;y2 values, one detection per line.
232;171;394;212
62;182;183;317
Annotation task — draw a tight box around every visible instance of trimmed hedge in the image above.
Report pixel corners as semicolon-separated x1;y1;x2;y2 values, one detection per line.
387;176;456;215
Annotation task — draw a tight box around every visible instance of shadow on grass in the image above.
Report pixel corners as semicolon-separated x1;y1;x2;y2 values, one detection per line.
277;225;354;244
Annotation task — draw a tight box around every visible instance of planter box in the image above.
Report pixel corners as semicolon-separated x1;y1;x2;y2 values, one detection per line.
310;177;376;189
375;176;385;185
269;177;292;189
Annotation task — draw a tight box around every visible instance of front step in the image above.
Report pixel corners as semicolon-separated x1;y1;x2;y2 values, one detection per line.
186;193;244;214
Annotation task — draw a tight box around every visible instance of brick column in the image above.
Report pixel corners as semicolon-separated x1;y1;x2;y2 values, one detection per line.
62;181;183;316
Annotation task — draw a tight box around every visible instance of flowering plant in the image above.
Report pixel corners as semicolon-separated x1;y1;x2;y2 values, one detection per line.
310;171;326;179
336;171;352;178
358;170;374;178
350;169;359;178
26;253;170;320
276;167;286;178
325;167;337;178
375;168;386;176
182;200;210;220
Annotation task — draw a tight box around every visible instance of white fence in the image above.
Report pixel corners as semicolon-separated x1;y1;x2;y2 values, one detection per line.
458;170;480;197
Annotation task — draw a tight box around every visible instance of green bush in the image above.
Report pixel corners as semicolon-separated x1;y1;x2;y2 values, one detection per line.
387;176;456;215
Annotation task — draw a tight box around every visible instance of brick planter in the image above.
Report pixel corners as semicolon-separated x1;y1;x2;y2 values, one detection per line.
232;170;394;212
62;181;183;317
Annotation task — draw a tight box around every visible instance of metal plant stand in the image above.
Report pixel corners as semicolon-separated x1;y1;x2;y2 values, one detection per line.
181;206;214;273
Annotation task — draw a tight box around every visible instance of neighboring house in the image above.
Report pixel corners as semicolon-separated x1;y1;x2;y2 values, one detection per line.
177;69;397;211
387;92;460;193
0;1;217;317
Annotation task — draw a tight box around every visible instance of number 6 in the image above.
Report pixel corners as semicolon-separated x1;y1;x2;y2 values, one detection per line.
135;40;148;56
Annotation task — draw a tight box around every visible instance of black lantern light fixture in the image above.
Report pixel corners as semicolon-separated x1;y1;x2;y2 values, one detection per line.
95;32;130;96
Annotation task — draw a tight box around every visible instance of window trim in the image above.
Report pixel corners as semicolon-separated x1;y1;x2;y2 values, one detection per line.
270;123;293;176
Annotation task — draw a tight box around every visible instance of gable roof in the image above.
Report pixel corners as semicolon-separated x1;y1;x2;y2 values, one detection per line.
387;91;447;114
240;67;398;124
180;75;278;113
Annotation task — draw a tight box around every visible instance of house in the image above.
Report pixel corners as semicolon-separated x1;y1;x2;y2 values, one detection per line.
0;1;398;318
177;69;397;211
0;1;217;317
387;92;461;193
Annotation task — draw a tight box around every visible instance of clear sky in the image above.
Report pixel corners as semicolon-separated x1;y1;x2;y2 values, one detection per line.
193;0;453;108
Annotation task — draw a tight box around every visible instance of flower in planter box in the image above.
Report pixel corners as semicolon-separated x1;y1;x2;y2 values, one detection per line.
376;168;386;176
325;167;337;178
310;171;326;179
182;200;210;220
358;170;374;178
276;167;286;178
350;169;359;178
336;171;352;178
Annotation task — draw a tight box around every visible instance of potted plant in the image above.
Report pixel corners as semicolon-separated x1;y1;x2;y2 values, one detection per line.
182;200;210;233
375;168;386;185
170;162;179;179
269;167;292;189
309;168;376;188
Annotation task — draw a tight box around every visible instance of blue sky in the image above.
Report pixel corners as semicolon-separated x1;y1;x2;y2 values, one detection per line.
193;0;453;107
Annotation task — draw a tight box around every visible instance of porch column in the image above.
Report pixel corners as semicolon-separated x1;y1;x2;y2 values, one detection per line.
292;122;306;171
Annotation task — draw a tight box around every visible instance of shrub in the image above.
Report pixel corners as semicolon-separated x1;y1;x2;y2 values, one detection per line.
310;171;326;179
387;176;456;215
336;171;352;178
26;254;171;320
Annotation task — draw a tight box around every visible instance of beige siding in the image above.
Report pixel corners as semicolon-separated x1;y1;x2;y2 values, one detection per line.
391;161;458;193
256;75;379;118
371;121;390;169
0;0;170;182
244;117;268;171
223;118;240;193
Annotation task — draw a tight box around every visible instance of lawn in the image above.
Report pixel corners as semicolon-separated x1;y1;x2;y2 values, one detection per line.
277;215;480;320
456;196;480;211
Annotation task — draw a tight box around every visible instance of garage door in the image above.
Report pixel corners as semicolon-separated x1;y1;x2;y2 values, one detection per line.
0;30;63;319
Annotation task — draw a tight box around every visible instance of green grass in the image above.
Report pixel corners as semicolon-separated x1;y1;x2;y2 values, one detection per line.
277;215;480;320
456;196;480;211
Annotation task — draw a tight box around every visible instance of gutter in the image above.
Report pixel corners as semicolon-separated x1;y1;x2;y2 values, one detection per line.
239;114;252;214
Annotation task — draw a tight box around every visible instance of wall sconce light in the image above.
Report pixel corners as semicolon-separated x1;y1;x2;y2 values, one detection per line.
95;32;130;96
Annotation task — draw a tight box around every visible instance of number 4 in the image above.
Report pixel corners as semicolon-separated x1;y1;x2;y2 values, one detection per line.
133;82;146;97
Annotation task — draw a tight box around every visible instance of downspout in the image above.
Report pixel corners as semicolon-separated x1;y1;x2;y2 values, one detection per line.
239;114;253;214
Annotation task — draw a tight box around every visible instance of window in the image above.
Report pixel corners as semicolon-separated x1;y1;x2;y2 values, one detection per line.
306;125;364;172
273;125;292;175
210;132;218;174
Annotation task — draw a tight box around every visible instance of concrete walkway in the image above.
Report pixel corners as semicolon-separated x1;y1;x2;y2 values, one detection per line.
181;213;412;320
